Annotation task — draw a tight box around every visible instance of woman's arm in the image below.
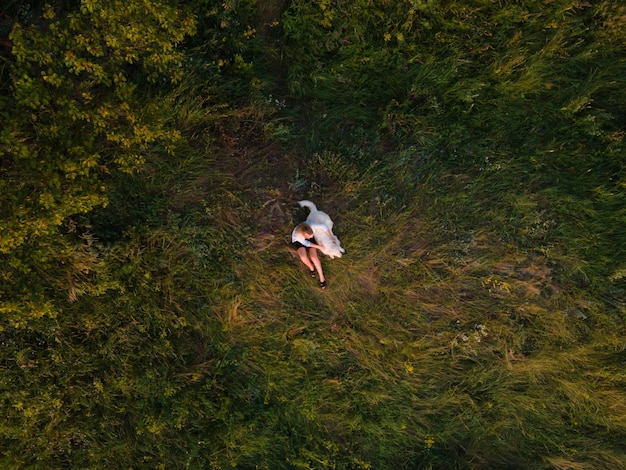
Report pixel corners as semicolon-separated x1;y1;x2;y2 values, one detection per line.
309;242;328;253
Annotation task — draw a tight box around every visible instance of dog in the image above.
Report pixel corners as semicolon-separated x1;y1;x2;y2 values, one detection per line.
298;200;345;259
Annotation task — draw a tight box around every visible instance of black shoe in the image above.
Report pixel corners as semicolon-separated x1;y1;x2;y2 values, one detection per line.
320;280;327;289
310;270;316;278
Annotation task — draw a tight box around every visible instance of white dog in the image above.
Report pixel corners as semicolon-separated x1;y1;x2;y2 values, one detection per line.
298;200;345;259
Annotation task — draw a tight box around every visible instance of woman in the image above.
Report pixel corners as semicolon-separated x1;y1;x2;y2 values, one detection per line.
291;222;328;289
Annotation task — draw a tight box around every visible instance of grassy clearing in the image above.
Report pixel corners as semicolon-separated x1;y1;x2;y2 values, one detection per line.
186;127;625;468
6;96;623;468
1;0;625;468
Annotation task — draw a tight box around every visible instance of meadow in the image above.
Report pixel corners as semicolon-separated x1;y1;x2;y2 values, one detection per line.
1;0;625;468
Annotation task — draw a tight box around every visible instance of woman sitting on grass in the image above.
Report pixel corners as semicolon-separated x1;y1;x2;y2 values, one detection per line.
291;222;327;289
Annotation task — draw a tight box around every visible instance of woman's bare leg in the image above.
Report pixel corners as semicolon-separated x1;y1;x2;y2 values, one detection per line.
297;247;315;271
308;248;325;283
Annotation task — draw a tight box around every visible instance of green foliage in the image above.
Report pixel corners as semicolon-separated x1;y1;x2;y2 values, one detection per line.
282;0;625;273
184;0;261;93
1;0;626;469
0;0;195;253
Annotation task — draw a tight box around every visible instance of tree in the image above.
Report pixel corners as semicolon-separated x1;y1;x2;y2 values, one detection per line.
0;0;195;253
0;0;195;324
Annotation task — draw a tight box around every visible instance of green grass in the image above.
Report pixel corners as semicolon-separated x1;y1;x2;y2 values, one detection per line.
1;0;626;468
226;184;626;468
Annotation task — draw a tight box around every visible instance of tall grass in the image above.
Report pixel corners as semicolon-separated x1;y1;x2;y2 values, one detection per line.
226;168;626;468
1;0;625;468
